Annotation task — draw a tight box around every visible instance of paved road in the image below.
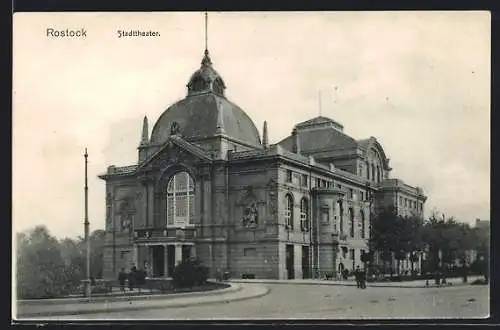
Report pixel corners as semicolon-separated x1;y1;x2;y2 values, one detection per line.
51;283;489;320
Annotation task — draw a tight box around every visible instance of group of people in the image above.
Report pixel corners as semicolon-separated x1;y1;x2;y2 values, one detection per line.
118;266;148;292
354;266;367;289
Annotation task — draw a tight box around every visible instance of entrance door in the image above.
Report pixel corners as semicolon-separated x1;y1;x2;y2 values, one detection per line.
152;246;165;277
302;246;310;279
286;244;295;279
167;245;175;277
182;245;192;262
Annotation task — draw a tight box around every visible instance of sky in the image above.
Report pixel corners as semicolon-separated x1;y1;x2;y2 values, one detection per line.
13;11;490;239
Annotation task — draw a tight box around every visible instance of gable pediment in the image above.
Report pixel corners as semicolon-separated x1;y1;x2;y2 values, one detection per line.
137;136;212;172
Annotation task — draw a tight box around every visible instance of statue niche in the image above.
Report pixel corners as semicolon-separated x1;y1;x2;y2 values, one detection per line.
237;185;264;229
118;197;136;233
242;202;258;228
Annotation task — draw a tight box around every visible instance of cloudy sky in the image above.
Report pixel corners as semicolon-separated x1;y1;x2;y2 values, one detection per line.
13;11;490;239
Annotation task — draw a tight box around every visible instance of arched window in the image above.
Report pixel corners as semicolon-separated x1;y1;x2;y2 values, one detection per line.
360;210;366;239
371;164;376;182
165;171;195;227
376;165;381;183
338;200;344;233
300;198;309;231
349;208;355;238
285;194;294;229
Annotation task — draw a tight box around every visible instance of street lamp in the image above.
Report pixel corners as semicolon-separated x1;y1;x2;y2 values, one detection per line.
84;148;91;299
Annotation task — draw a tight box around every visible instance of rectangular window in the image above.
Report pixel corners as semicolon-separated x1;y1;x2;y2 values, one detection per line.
360;191;365;201
244;248;257;257
316;178;321;187
286;170;293;182
348;188;354;199
350;249;355;260
302;174;308;187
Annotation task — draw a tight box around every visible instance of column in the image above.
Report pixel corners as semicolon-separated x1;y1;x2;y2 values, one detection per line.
175;244;183;265
132;244;139;268
147;184;154;227
142;183;148;227
163;244;169;277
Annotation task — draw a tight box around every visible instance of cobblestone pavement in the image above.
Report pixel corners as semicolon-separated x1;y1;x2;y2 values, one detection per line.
51;283;489;320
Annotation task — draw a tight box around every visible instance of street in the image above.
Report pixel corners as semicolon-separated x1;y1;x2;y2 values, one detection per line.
51;283;489;320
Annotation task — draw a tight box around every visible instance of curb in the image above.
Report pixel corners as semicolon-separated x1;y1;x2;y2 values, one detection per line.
18;283;238;306
16;285;270;318
229;280;478;289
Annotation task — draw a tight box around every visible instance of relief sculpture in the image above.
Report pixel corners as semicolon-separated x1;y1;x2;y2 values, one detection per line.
242;202;258;228
238;185;264;229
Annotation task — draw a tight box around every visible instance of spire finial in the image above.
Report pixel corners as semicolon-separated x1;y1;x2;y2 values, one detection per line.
140;115;149;146
263;121;269;149
215;98;225;134
204;11;208;53
201;12;212;67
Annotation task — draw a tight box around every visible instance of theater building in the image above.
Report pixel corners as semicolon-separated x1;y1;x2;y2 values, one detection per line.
99;47;427;280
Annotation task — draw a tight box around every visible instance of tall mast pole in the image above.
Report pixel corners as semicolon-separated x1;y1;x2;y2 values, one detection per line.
84;148;91;298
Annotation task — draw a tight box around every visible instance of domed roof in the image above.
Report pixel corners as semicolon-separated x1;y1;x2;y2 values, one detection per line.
150;51;261;147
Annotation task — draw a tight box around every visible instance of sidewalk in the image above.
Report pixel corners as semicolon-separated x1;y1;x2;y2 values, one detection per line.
15;283;269;318
229;275;484;288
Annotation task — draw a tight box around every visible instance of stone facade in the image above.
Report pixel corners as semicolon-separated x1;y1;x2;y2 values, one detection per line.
99;48;427;280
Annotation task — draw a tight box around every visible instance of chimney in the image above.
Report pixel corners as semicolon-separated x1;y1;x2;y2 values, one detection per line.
291;127;300;154
262;121;269;149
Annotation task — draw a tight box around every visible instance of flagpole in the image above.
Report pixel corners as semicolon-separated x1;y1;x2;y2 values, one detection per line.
84;148;91;299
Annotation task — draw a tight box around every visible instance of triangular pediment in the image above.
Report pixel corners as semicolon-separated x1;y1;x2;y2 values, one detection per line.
138;136;212;172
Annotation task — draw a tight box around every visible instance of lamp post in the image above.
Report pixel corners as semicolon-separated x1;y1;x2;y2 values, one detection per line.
84;148;91;298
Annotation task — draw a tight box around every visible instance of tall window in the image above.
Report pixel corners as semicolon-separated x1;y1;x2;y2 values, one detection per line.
376;165;381;182
349;208;355;238
338;200;344;233
371;164;375;182
366;162;370;180
300;198;309;231
285;194;294;229
165;171;195;227
360;210;366;239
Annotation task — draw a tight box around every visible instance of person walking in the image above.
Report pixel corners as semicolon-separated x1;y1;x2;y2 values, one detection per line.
118;267;127;293
360;268;367;289
128;266;136;292
354;266;361;288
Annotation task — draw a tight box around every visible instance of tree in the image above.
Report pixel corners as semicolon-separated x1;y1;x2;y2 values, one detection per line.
15;226;108;299
370;206;399;274
16;226;69;299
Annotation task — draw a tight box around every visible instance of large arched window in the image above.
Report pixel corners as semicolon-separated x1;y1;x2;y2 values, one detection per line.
300;198;309;231
360;210;366;239
285;194;294;229
371;164;376;182
349;208;355;238
165;171;195;227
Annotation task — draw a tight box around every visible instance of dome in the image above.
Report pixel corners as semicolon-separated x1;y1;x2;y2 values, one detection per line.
150;51;261;147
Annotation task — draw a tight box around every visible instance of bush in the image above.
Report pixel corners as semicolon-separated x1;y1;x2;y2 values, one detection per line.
172;258;209;288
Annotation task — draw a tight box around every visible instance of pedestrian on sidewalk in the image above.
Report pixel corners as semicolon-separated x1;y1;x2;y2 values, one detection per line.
128;266;136;292
360;268;367;289
354;266;361;288
118;267;127;293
